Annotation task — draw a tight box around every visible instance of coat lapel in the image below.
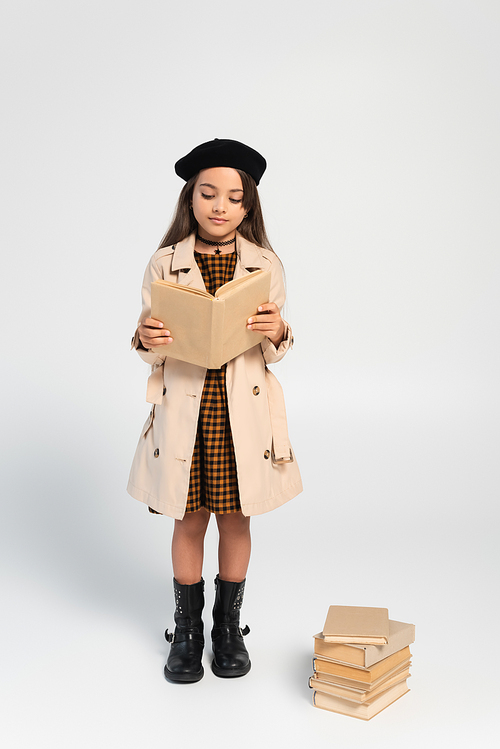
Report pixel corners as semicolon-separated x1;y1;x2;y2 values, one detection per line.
170;234;206;291
234;233;266;279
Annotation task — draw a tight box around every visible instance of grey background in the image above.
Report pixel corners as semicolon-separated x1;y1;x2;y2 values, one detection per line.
1;0;499;746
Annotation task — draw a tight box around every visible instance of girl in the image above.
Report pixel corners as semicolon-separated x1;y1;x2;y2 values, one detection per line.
128;139;302;683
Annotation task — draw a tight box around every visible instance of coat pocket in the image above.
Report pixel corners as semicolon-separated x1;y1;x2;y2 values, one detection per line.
142;405;156;438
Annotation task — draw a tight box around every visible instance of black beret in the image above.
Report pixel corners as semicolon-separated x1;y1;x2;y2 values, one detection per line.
175;138;267;185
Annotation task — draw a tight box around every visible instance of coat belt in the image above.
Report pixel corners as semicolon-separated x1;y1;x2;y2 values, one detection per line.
146;363;164;405
265;368;293;463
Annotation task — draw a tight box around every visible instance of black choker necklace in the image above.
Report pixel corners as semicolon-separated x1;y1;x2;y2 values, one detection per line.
196;233;236;255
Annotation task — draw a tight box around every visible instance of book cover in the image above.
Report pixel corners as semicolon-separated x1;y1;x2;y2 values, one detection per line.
314;619;415;668
312;680;409;720
312;646;412;685
309;666;411;703
313;659;411;691
150;270;271;368
323;606;390;645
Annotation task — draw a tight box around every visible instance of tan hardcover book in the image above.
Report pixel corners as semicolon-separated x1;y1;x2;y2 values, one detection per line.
314;619;415;668
309;667;411;703
312;646;411;685
323;606;390;645
312;680;409;721
313;660;412;691
150;270;271;369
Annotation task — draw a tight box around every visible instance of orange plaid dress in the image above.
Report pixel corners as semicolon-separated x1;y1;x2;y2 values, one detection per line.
149;250;241;516
181;250;241;514
183;250;241;514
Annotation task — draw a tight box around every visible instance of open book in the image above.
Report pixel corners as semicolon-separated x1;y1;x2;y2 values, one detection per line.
150;270;271;369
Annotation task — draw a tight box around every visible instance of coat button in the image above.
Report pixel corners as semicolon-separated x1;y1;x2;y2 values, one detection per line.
264;450;270;459
154;448;160;458
253;386;260;395
163;386;166;395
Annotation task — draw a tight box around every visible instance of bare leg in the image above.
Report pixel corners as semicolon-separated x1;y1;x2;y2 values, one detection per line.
216;512;251;582
211;512;252;677
171;508;211;584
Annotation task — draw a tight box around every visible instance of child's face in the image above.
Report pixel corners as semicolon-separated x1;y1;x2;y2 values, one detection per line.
192;167;246;241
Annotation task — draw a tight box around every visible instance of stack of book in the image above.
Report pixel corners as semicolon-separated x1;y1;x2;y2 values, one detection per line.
310;606;415;721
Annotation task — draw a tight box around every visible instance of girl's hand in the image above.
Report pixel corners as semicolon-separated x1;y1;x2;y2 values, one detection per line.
138;318;173;349
247;303;285;347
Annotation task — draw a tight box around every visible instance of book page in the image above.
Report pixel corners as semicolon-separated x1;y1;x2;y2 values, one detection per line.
154;279;213;299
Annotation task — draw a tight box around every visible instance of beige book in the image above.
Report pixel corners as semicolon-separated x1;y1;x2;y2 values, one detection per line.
323;606;390;645
309;666;411;703
314;619;415;668
312;680;409;721
150;270;271;369
313;646;412;685
313;659;412;691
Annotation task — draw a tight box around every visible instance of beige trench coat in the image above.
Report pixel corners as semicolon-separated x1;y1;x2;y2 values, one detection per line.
127;232;302;519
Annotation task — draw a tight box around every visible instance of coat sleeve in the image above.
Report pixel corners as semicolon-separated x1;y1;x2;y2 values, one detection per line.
130;252;167;367
260;252;294;365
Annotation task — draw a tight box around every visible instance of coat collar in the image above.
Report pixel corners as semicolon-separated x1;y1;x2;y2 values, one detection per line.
170;233;197;272
170;232;266;274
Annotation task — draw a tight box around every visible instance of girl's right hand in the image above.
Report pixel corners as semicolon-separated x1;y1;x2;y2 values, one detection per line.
138;318;173;349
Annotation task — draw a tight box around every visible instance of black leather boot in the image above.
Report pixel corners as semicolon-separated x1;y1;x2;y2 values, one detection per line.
164;578;205;683
211;575;251;678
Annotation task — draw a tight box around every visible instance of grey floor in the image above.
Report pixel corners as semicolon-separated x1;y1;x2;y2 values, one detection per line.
2;404;498;748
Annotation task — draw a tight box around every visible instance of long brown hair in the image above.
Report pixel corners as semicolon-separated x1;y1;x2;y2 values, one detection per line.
158;169;274;252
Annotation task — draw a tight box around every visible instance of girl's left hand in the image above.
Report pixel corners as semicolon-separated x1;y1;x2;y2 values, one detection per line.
247;303;285;347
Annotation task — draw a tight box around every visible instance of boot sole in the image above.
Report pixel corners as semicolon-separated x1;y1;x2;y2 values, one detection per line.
164;664;204;683
211;659;251;678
